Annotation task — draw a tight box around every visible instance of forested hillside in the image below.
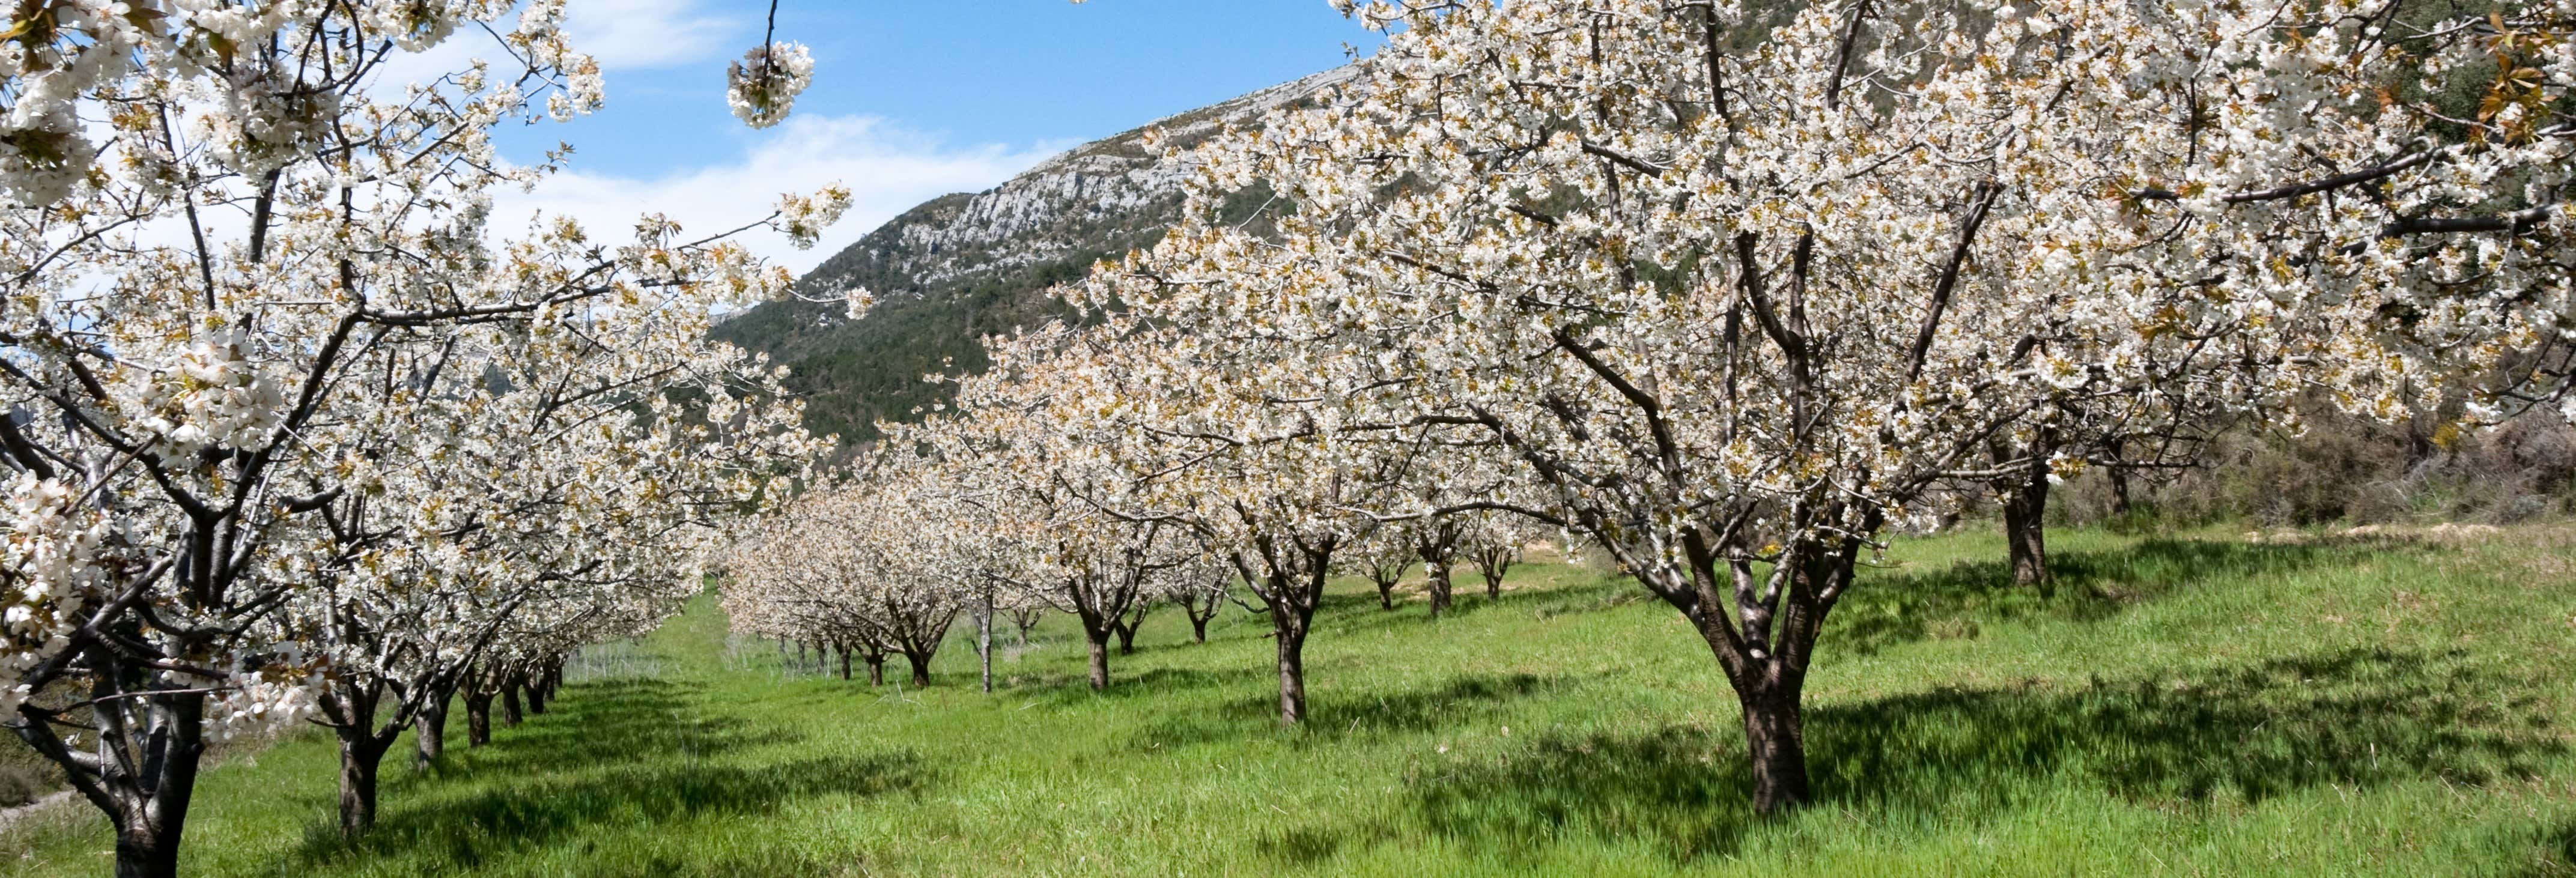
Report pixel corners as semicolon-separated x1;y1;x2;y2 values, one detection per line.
712;67;1355;443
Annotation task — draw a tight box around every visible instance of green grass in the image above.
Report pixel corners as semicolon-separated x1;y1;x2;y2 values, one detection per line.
8;524;2576;876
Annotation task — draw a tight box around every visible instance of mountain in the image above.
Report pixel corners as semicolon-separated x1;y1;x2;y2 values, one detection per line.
711;66;1358;445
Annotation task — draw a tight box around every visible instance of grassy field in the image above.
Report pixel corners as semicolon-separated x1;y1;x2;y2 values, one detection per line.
6;524;2576;876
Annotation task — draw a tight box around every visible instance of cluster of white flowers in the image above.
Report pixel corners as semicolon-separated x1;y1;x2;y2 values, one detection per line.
133;337;290;458
777;183;855;249
0;475;112;714
205;665;325;740
727;41;815;129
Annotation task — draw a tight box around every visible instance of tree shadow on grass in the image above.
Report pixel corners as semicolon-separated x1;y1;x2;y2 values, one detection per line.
2515;820;2576;877
1833;536;2434;655
300;751;932;872
1021;665;1275;709
441;677;802;779
1125;671;1572;752
1387;646;2560;866
285;674;912;872
1317;574;1642;637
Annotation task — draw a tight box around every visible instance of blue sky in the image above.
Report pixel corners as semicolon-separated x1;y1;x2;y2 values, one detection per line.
435;1;1379;271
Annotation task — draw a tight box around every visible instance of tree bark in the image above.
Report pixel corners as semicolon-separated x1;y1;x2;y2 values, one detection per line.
80;692;208;878
114;811;186;878
1275;616;1310;725
336;730;389;837
1475;550;1512;599
1085;632;1111;691
463;689;493;747
837;646;852;680
1739;679;1812;814
866;653;885;686
1665;530;1871;817
904;650;932;688
1254;541;1332;726
1418;522;1462;619
521;680;546;716
977;592;994;694
1182;589;1221;642
2004;465;2052;595
1113;619;1138;655
414;689;449;769
499;685;523;727
1373;575;1397;610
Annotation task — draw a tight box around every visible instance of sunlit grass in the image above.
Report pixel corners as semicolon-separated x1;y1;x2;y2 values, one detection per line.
7;524;2576;876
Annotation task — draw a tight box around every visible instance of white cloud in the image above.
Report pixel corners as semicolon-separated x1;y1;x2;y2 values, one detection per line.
493;114;1062;277
564;0;741;70
367;0;738;93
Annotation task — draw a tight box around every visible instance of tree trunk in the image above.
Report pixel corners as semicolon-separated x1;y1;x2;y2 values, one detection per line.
838;646;852;680
866;653;885;686
2004;465;2052;595
1374;577;1396;610
904;650;932;688
977;592;994;694
1425;564;1453;619
414;690;449;769
1085;632;1111;691
1113;620;1138;655
114;818;182;878
96;695;207;878
336;730;389;837
2108;465;2133;516
521;680;546;716
1738;680;1812;814
1275;617;1309;725
500;685;523;727
1189;614;1209;643
464;690;493;747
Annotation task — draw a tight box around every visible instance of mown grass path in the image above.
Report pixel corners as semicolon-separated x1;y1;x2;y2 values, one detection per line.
7;526;2576;875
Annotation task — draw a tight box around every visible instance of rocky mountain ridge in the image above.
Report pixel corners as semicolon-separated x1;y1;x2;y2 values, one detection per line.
711;66;1355;443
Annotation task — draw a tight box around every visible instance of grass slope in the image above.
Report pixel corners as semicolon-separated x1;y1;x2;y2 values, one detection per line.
7;525;2576;876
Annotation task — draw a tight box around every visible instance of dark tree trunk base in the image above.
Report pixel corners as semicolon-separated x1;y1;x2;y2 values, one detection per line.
1739;683;1812;815
1275;627;1308;725
414;695;448;769
1086;635;1111;691
2004;470;2052;597
464;692;493;747
338;734;388;837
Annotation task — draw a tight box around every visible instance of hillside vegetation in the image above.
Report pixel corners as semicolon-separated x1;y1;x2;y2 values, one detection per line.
711;69;1348;444
6;525;2574;876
